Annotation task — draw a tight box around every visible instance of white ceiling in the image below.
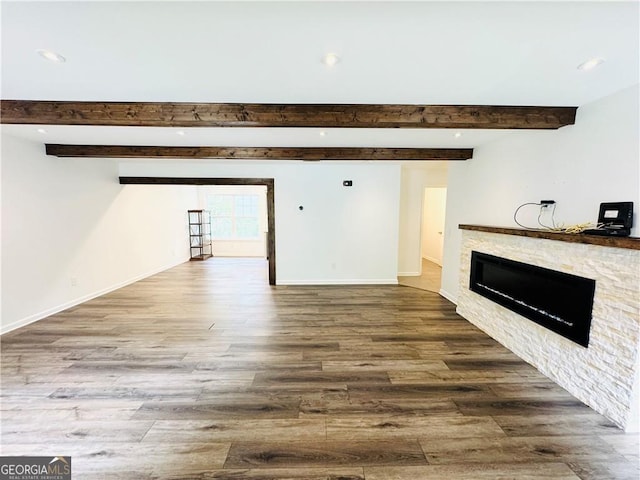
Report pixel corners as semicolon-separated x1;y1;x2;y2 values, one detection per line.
1;1;638;150
0;124;531;148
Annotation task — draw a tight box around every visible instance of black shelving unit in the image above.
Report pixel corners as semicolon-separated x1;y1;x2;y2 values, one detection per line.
188;209;212;261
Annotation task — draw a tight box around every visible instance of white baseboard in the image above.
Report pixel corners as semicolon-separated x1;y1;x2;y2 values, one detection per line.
424;255;442;266
439;288;458;305
1;258;189;335
277;278;399;286
397;271;420;277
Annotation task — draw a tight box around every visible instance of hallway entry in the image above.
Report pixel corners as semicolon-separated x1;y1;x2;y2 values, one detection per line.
421;187;447;267
397;184;447;294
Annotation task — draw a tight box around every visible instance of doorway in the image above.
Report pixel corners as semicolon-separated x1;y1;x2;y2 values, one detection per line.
420;187;447;292
421;187;447;267
397;186;447;294
119;177;276;285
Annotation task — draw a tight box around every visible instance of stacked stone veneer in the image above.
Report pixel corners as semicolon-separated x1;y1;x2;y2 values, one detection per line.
457;229;640;429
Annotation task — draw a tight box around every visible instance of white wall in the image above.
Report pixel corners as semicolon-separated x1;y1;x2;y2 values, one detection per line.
120;160;402;285
398;163;448;276
1;134;198;333
441;85;640;303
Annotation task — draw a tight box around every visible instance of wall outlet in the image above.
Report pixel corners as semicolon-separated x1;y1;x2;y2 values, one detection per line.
70;276;78;287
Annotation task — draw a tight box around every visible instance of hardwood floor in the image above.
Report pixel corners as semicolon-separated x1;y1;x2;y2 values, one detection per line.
1;258;638;479
398;259;442;293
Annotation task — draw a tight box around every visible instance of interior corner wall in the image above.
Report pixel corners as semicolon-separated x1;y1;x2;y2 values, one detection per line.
1;134;198;333
118;161;402;285
441;85;640;304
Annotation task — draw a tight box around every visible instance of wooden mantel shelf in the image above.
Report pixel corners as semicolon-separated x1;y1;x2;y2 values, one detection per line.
459;224;640;251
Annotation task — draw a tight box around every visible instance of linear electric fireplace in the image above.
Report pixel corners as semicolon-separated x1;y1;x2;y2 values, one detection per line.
469;251;596;347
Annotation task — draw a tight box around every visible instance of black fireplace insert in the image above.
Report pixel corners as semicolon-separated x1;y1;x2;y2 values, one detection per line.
469;251;595;347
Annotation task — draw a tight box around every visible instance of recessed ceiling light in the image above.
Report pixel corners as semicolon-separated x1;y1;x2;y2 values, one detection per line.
37;128;47;134
176;130;186;136
577;57;605;71
36;49;66;63
322;53;340;67
319;131;327;137
454;132;462;138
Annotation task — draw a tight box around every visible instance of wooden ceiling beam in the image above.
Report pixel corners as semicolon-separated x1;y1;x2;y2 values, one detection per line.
2;100;577;129
119;177;271;186
45;144;473;161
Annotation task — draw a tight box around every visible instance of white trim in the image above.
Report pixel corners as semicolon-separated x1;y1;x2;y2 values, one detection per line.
212;238;262;243
213;254;265;258
423;255;442;266
439;287;458;305
1;258;189;335
277;278;399;286
397;271;421;277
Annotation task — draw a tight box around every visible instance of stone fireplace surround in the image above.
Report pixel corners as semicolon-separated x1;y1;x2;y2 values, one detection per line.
457;225;640;429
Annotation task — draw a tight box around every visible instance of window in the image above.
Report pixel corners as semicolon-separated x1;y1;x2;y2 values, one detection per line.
208;194;260;240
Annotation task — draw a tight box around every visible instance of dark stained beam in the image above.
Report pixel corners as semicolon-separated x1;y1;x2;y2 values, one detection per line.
119;177;273;186
45;144;473;161
2;101;577;129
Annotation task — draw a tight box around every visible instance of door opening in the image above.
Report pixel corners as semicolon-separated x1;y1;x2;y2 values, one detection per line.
119;177;276;285
422;187;447;267
418;186;447;293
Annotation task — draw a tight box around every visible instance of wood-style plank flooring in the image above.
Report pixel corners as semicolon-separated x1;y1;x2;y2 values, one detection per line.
398;259;442;294
1;258;638;479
